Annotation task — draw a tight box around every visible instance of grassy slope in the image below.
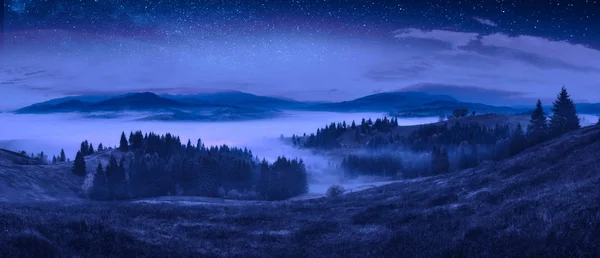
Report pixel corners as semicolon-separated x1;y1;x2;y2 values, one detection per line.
0;150;83;201
1;125;600;257
0;149;130;202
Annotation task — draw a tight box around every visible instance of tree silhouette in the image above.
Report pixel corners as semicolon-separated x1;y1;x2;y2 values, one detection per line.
431;146;450;175
80;140;89;156
72;151;86;176
527;99;548;145
452;109;469;118
549;86;580;137
90;162;109;200
119;132;129;152
59;149;66;162
509;123;527;156
88;143;95;155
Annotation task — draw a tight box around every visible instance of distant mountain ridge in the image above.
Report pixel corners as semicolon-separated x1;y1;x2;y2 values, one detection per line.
307;91;458;112
14;90;600;120
15;92;282;121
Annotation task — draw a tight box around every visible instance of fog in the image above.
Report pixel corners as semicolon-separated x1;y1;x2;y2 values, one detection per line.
580;114;600;127
0;111;438;194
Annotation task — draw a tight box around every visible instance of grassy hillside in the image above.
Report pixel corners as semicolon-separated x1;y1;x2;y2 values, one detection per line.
0;148;131;202
1;125;599;257
0;149;83;201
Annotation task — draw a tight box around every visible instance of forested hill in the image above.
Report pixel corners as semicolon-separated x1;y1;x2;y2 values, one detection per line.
75;131;310;201
1;131;312;202
292;87;591;182
291;113;530;150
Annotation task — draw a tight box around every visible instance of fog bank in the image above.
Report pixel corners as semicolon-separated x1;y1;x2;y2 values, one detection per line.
0;111;438;194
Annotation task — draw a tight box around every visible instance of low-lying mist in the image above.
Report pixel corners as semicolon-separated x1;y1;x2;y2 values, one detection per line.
0;111;438;194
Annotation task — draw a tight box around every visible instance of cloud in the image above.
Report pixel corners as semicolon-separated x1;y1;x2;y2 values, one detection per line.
479;33;600;68
393;28;479;49
473;17;498;27
381;28;600;103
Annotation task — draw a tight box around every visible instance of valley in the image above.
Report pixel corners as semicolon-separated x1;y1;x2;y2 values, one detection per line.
1;124;600;257
3;1;600;256
1;88;599;257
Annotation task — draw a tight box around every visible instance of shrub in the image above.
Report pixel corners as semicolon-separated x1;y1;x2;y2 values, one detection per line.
326;184;345;198
226;189;242;199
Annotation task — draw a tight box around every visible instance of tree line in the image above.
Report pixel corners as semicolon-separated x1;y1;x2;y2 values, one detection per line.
294;116;400;149
309;87;583;179
72;131;308;201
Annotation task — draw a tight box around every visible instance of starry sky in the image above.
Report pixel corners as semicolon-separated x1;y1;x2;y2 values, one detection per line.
1;0;599;109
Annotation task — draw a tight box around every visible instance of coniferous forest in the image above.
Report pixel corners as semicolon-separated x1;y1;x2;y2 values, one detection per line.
76;131;308;201
300;87;582;179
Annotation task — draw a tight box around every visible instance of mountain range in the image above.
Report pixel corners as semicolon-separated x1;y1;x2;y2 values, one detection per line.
13;90;600;121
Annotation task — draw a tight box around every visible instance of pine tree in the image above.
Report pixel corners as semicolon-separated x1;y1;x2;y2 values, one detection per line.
59;149;66;162
106;154;120;199
549;86;580;137
72;151;86;176
197;138;203;150
527;99;548;145
431;147;449;175
439;148;450;174
119;132;129;152
98;143;104;152
186;139;192;151
38;151;46;163
509;123;527;156
90;162;109;200
129;132;134;146
80;141;89;156
118;155;126;180
88;143;95;155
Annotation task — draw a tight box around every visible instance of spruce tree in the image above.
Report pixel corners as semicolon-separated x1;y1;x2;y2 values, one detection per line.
98;143;104;152
90;163;109;200
509;123;527;156
186;139;192;151
526;99;548;145
439;148;450;174
197;139;203;150
72;151;86;176
106;154;120;199
80;141;89;156
549;87;580;137
88;143;95;155
431;147;450;175
129;132;134;146
119;132;129;152
59;149;66;162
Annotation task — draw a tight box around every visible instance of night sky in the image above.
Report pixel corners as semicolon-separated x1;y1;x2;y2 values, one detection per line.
1;0;599;109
